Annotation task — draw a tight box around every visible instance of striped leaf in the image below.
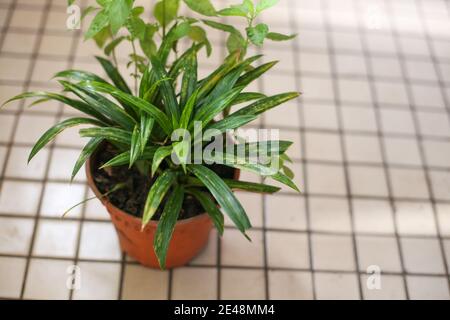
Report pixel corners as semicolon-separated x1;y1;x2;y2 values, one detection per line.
150;55;180;126
235;61;278;87
61;81;137;131
230;92;266;106
154;185;184;269
194;86;244;126
179;89;198;129
95;56;139;118
54;69;108;83
232;92;300;117
187;165;251;235
71;137;103;181
29;117;104;162
2;91;112;125
129;125;141;168
203;152;299;192
152;146;173;177
142;170;178;226
79;127;132;145
140;113;154;153
197;50;241;99
205;115;256;139
187;177;280;194
180;50;198;108
77;81;172;135
100;147;157;168
188;188;224;235
95;56;132;94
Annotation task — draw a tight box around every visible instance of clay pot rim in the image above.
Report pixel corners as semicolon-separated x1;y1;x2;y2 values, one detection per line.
85;144;240;227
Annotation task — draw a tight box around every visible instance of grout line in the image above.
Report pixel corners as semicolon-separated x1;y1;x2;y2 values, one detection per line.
0;250;448;277
320;0;364;300
6;0;61;299
354;0;411;299
65;0;89;300
0;213;448;239
384;0;450;298
289;0;317;300
414;0;450;293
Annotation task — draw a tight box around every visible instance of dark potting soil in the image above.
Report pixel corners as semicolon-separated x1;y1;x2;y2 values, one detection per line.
92;143;235;221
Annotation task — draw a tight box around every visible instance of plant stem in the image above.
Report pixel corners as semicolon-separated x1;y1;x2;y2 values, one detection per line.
131;39;138;95
162;0;166;38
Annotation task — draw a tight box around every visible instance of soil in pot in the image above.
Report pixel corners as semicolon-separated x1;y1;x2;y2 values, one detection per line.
93;143;235;220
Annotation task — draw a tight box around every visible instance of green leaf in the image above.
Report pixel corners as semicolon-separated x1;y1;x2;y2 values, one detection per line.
92;27;111;48
71;137;103;181
266;32;296;41
85;9;109;40
139;24;158;57
76;81;173;135
180;50;198;108
2;91;111;125
256;0;278;14
203;151;300;192
154;185;184;269
221;179;280;193
95;56;132;94
154;0;180;26
79;127;132;145
100;147;157;168
197;50;241;99
168;43;203;82
61;81;137;131
179;89;198;129
218;7;247;17
150;55;180;127
187;26;212;56
187;177;280;194
183;0;216;16
142;171;178;226
104;36;126;56
235;61;278;87
156;21;192;67
200;55;261;106
126;16;146;40
194;86;244;126
54;69;107;83
202;19;240;35
188;189;224;235
129;125;141;168
173;140;190;172
152;146;173;177
109;0;133;34
218;0;254;18
140;114;154;153
246;23;269;46
188;165;251;234
29;117;103;162
232;92;300;117
205;115;256;139
81;6;98;21
227;32;247;54
231;92;266;106
283;165;294;179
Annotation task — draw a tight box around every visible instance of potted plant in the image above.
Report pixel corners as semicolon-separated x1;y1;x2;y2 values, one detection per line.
2;0;299;269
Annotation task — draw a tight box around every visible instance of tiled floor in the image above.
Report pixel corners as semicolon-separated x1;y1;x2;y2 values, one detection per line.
0;0;450;300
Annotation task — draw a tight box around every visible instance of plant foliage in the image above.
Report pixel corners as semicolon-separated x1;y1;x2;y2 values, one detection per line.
5;0;300;269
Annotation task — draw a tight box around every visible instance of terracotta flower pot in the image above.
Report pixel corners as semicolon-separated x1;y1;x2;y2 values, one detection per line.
85;149;239;269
